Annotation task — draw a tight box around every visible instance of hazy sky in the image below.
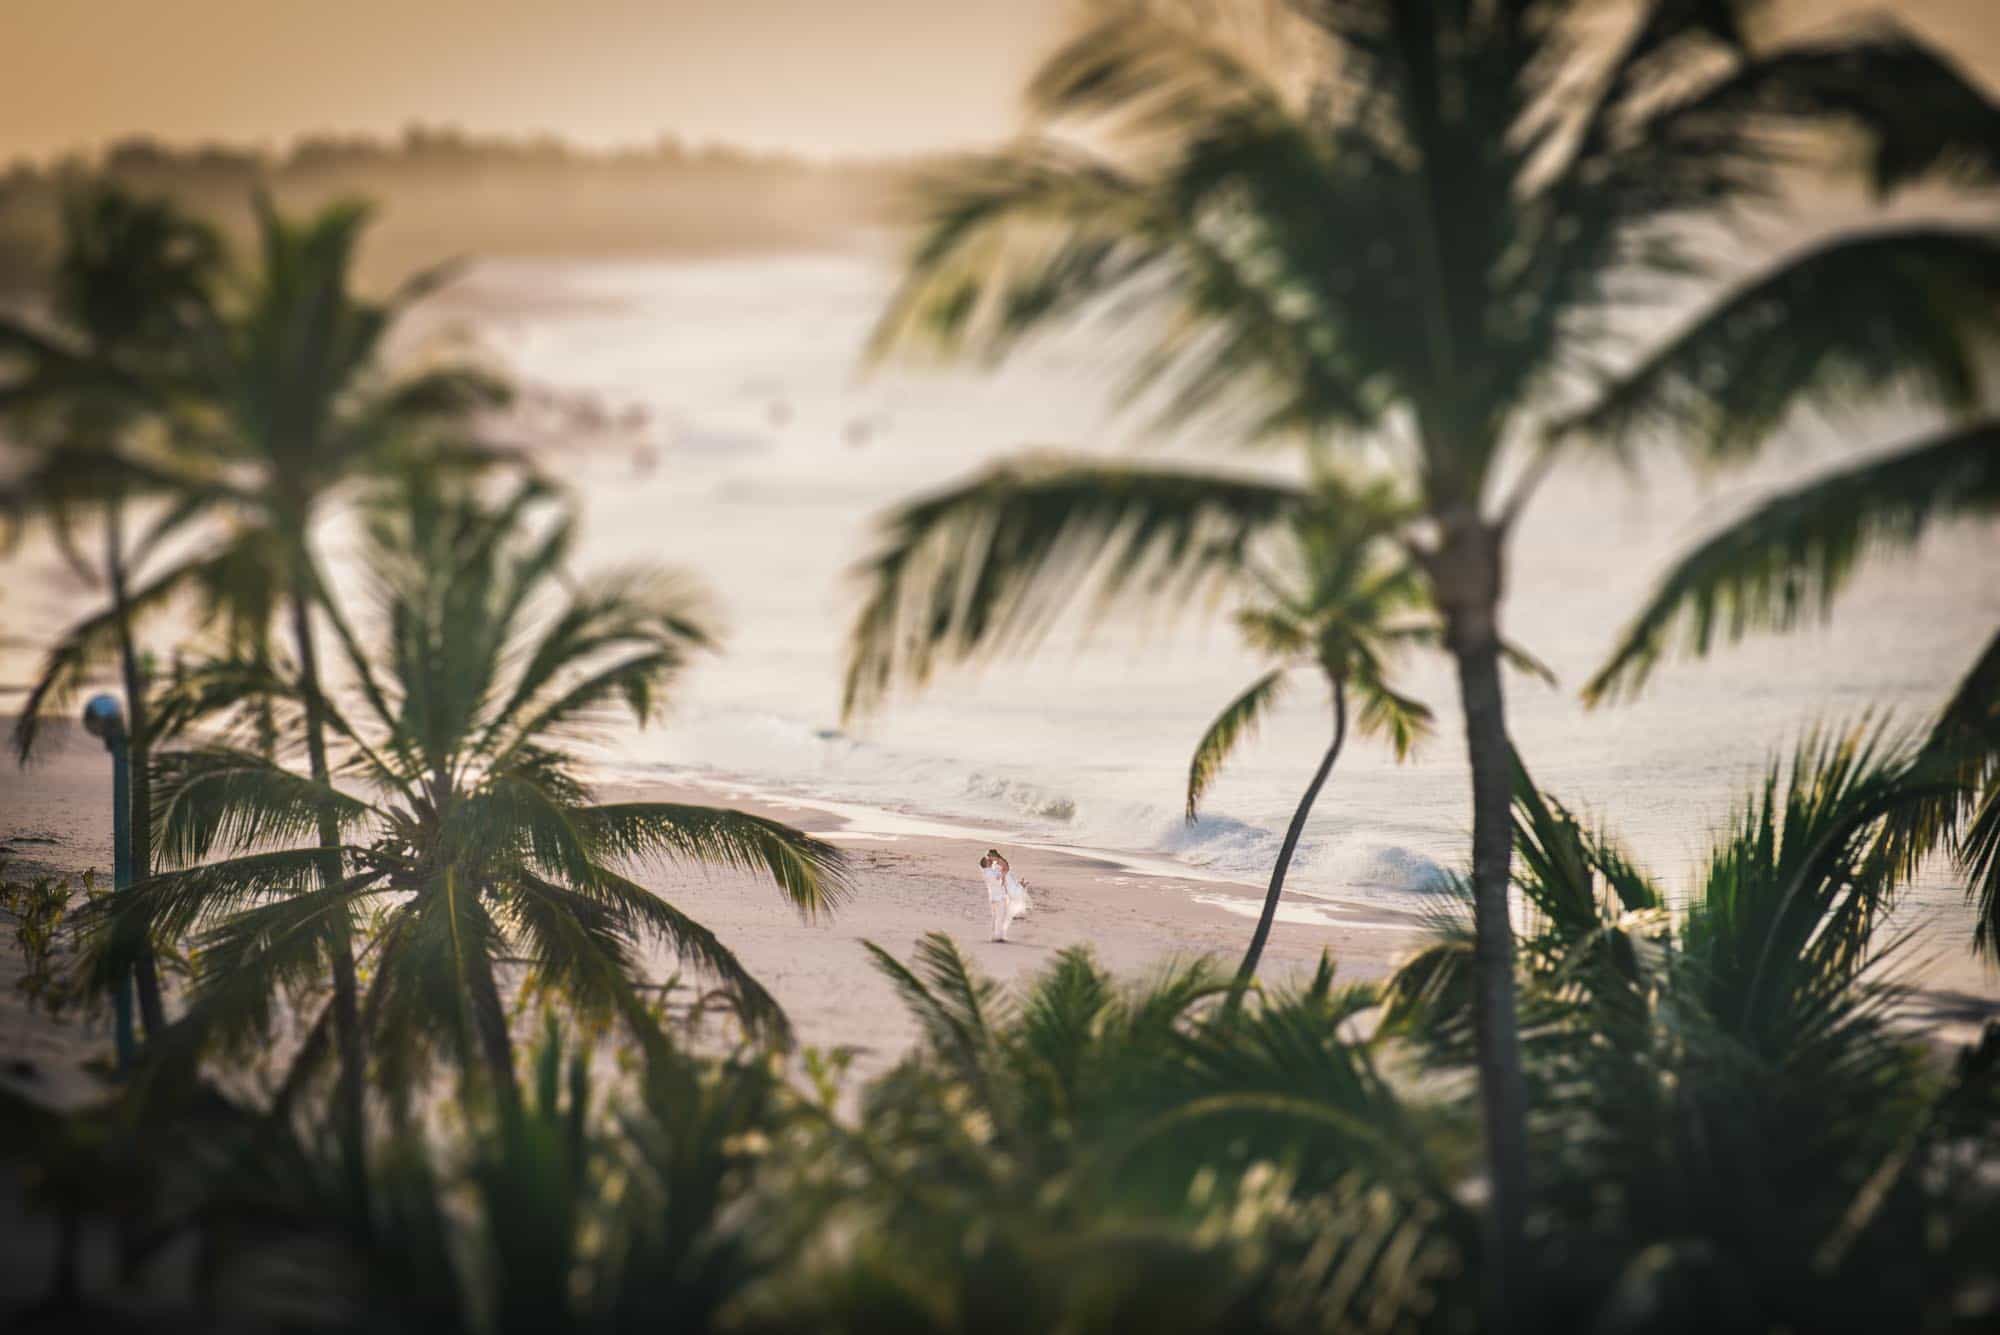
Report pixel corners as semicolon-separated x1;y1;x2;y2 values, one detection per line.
3;0;1996;162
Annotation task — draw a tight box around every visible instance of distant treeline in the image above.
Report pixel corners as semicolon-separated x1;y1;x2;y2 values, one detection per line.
0;126;913;291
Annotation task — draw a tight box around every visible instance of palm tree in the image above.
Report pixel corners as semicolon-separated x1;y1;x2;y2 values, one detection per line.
101;474;849;1116
1385;725;1992;1329
1181;480;1437;991
1;181;225;1037
839;0;2000;1298
1585;418;2000;957
125;193;516;1168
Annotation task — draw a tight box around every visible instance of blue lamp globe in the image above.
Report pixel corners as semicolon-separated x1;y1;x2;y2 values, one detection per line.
82;693;126;743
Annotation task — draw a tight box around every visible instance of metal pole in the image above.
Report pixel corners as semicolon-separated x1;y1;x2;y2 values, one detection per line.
108;728;136;1071
83;694;137;1073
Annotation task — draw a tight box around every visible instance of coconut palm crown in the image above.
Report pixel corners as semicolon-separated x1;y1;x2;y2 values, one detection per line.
1183;478;1436;987
99;476;849;1112
1;181;227;1036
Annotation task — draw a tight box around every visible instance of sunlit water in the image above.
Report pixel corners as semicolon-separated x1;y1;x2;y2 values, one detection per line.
5;251;1997;997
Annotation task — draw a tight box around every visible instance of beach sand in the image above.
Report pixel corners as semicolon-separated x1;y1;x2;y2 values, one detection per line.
595;777;1424;1083
0;722;1423;1107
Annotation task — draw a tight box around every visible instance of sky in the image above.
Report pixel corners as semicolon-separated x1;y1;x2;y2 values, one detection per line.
1;0;1997;162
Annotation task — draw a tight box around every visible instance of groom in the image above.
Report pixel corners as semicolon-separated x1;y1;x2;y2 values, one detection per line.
978;850;1011;943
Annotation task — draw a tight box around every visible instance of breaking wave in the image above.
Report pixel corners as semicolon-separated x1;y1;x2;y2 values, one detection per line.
604;707;1457;901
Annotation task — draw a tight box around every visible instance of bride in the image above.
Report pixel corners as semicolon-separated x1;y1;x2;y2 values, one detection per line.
979;848;1031;942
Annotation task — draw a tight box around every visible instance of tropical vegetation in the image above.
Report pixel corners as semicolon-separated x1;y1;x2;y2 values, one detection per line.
839;0;2000;1290
2;182;225;1038
92;471;848;1122
1587;419;2000;958
1;184;849;1169
1180;475;1436;990
2;0;1998;1328
4;726;1994;1332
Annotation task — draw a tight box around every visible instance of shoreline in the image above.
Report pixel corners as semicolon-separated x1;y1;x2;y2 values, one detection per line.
592;775;1424;1084
0;726;1425;1106
6;722;1994;1108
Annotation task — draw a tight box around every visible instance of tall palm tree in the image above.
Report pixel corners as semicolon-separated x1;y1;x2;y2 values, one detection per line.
1585;417;2000;956
839;0;2000;1298
101;475;849;1116
1;181;225;1037
1181;482;1436;990
127;193;516;1168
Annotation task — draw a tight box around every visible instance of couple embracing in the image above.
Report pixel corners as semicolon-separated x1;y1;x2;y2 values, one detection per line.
977;848;1032;942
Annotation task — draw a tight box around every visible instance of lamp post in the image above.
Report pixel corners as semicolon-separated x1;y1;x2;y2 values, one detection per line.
81;693;136;1072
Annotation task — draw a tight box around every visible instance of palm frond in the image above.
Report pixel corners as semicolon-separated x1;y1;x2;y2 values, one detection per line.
517;867;789;1043
1683;720;1951;1034
370;867;509;1079
864;933;1006;1089
171;875;384;1053
89;846;374;948
1025;1;1316;136
1511;757;1662;940
462;774;600;892
499;872;648;1029
1378;911;1477;1036
1961;780;2000;959
150;745;374;866
1007;946;1118;1121
1186;668;1290;821
1610;23;2000;201
1884;627;2000;957
8;544;228;761
843;456;1304;717
581;803;851;918
1587;419;2000;702
1498;638;1558;688
483;567;716;762
1560;228;2000;461
1351;675;1433;761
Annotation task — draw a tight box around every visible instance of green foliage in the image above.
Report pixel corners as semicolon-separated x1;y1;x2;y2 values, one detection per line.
0;861;102;1018
1385;724;1998;1330
1588;420;2000;704
847;17;1999;1287
1560;233;2000;463
15;795;1991;1331
766;935;1464;1335
1186;668;1291;822
0;181;224;763
11;787;2000;1327
92;475;850;1112
1187;479;1438;823
872;0;1996;485
1589;418;2000;963
843;456;1305;718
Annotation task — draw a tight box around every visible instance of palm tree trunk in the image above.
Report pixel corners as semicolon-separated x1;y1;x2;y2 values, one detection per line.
287;572;367;1188
1435;513;1531;1327
1233;676;1347;992
104;502;166;1037
468;956;521;1121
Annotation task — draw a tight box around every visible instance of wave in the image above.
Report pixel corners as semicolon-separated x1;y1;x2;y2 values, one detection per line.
606;706;1457;900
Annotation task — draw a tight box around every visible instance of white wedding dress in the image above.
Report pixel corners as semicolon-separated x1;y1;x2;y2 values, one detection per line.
980;862;1031;940
1003;870;1031;917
